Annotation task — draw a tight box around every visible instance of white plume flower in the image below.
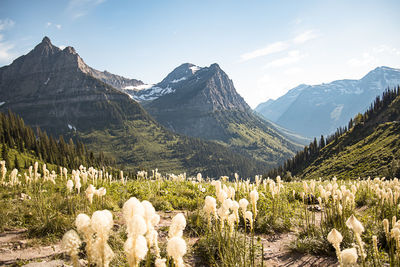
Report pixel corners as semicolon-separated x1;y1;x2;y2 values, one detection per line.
124;235;148;266
66;180;74;193
239;198;249;219
155;258;167;267
327;228;343;245
167;236;187;267
245;211;253;230
250;189;259;217
203;196;217;223
123;197;145;224
346;214;364;234
169;213;186;238
341;247;358;265
62;230;81;267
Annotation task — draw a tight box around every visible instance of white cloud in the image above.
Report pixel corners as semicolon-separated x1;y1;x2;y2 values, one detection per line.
293;30;317;44
0;18;15;31
45;22;62;30
59;45;66;50
0;19;16;64
0;39;15;63
241;41;290;62
265;50;306;68
240;41;289;61
347;52;375;67
240;30;317;62
294;18;303;25
347;45;400;67
67;0;106;19
284;67;304;75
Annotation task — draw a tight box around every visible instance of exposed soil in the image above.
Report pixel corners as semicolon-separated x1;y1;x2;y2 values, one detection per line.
261;232;337;267
0;229;62;266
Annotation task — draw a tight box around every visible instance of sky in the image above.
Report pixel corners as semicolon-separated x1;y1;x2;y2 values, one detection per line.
0;0;400;108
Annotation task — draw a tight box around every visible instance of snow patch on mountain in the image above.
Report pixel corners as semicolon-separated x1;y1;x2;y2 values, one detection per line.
171;77;187;83
330;105;344;121
132;86;176;102
123;84;154;90
0;102;5;106
67;124;77;131
190;66;200;74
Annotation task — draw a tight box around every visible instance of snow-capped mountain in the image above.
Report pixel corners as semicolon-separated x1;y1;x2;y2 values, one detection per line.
126;63;201;102
255;66;400;138
133;62;303;166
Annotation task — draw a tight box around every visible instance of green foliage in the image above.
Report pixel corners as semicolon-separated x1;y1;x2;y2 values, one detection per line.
269;86;400;180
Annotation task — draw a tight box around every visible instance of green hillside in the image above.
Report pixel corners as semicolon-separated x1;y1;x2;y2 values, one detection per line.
268;87;400;180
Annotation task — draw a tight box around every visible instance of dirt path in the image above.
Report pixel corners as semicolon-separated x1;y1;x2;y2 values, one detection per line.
0;229;63;266
261;232;337;267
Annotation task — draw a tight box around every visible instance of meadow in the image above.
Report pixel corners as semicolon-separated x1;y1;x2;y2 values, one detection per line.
0;160;399;267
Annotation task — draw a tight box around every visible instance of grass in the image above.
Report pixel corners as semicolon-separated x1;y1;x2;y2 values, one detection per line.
1;161;400;266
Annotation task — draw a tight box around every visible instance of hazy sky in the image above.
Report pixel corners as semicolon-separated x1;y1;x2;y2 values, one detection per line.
1;0;400;108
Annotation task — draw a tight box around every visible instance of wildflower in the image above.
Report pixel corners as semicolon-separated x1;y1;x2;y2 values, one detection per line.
124;235;148;267
346;215;366;260
231;201;240;222
91;210;114;267
383;219;390;238
85;184;95;204
250;189;259;218
155;258;167;267
167;236;187;267
123;197;145;223
75;213;94;264
228;213;236;234
169;213;186;238
341;247;358;265
346;215;364;235
372;235;379;261
327;228;343;265
245;211;253;230
203;196;217;224
62;230;81;267
239;198;249;220
66;180;74;193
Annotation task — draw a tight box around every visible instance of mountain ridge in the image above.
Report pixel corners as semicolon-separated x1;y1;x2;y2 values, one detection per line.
131;62;303;166
255;67;400;137
0;36;272;176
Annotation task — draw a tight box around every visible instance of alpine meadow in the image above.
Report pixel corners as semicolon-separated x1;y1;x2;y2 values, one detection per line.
0;1;400;266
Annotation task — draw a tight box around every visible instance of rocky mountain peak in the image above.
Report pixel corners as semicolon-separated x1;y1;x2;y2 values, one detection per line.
41;36;52;45
63;46;77;55
31;36;60;57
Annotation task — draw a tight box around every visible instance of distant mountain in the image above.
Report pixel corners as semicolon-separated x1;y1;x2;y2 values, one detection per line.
268;87;400;180
0;37;271;176
255;67;400;137
129;63;303;166
88;69;144;90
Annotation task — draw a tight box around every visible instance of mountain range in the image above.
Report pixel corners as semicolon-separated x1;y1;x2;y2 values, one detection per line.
0;37;299;176
255;66;400;138
124;63;303;164
283;87;400;180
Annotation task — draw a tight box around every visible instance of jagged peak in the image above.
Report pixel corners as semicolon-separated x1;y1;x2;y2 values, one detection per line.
63;46;77;54
31;36;60;56
209;63;221;70
41;36;52;45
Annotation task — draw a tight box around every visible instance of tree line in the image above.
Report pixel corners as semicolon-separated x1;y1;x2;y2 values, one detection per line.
0;110;115;170
267;86;400;179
